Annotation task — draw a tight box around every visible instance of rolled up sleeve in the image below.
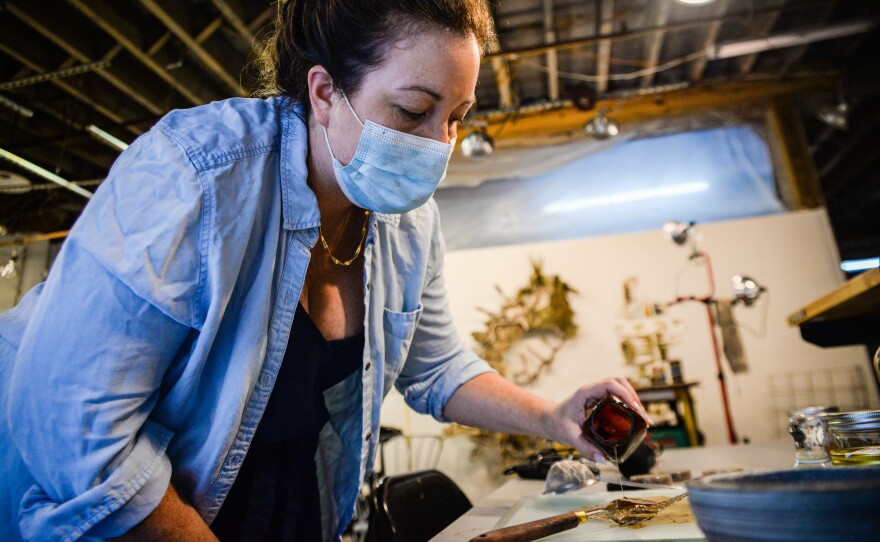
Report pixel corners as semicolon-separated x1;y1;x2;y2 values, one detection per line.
7;127;204;540
394;205;495;421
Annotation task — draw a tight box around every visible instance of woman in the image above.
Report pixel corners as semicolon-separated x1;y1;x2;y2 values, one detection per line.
0;1;648;540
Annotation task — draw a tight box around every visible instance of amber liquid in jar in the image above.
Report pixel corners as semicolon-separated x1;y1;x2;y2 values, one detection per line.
581;394;649;464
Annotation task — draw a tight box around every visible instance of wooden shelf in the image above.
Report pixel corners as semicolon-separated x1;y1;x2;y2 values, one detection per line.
788;268;880;326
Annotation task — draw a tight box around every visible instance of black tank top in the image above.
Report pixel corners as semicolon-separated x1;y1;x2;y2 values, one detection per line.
211;303;364;541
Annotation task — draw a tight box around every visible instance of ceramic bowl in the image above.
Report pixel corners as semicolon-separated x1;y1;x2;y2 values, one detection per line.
686;466;880;541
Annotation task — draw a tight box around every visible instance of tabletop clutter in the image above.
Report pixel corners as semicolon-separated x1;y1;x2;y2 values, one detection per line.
472;393;880;542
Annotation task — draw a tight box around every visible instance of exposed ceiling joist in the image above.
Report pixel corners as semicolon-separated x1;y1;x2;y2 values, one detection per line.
542;0;559;101
483;0;845;61
737;1;785;75
66;0;208;105
211;0;256;44
486;4;515;109
595;0;615;94
5;2;165;116
690;0;730;81
138;0;244;95
780;3;838;75
639;0;671;89
0;42;138;134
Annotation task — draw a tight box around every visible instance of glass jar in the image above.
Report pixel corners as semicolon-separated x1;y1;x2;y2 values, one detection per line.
825;410;880;465
787;406;838;467
580;394;648;464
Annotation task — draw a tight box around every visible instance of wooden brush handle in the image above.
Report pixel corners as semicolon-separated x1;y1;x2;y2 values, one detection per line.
469;510;589;542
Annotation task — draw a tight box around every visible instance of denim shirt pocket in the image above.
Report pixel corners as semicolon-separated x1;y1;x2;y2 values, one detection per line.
382;304;423;380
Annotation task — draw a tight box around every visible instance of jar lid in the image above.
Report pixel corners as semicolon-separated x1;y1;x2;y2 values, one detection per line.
787;406;839;418
825;410;880;430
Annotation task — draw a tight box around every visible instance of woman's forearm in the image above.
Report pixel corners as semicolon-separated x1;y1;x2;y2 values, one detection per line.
110;483;218;542
442;373;557;439
442;372;648;461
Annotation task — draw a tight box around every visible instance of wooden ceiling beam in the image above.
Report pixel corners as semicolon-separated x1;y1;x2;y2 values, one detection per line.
765;99;824;209
212;0;255;45
736;0;786;75
5;1;165;116
689;0;730;81
486;2;515;109
475;76;837;144
248;5;275;35
483;0;842;61
639;0;671;88
138;0;244;95
595;0;615;94
67;0;207;105
780;3;838;75
0;40;138;133
542;0;560;101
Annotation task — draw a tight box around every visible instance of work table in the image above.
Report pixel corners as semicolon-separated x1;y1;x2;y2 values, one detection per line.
431;442;793;542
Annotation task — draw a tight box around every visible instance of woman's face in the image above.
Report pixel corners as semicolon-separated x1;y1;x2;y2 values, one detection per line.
325;28;481;165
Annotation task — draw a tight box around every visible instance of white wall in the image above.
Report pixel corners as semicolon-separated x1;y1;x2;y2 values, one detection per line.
379;209;877;503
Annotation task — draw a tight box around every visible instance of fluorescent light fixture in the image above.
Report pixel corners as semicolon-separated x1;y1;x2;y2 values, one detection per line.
87;124;129;151
543;181;709;214
709;20;876;60
0;147;93;199
678;0;717;4
840;258;879;273
0;94;34;118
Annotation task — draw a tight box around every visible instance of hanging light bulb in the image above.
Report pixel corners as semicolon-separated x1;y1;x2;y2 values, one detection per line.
460;128;495;160
816;100;849;130
583;107;620;140
732;275;766;306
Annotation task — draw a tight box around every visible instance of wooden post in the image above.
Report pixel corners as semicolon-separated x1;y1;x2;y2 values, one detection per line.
765;99;825;210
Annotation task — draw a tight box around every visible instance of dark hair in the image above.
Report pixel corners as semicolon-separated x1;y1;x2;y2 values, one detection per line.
255;0;494;116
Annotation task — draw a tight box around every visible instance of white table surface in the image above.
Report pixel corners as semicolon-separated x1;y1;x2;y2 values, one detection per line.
430;442;794;542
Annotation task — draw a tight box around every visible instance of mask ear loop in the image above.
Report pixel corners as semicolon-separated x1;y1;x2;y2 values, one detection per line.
322;91;365;162
341;92;365;128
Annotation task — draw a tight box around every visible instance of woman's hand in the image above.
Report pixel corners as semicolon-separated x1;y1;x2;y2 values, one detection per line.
541;377;652;463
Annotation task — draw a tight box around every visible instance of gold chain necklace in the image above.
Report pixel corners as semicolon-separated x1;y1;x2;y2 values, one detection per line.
319;210;370;266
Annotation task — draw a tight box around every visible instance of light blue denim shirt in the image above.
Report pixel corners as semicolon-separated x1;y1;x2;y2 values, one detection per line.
0;97;493;541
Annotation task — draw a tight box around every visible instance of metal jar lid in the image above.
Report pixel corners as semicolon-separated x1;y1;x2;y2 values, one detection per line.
824;410;880;431
787;406;839;418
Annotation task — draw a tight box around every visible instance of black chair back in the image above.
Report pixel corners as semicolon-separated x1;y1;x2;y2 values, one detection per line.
374;469;472;542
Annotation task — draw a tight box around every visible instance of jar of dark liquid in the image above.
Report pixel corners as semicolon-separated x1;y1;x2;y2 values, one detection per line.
581;394;649;463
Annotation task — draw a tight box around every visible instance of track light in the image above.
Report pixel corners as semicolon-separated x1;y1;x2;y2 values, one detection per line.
663;220;695;247
732;275;766;306
816;100;849;130
663;220;701;258
460;128;494;160
583;107;620;140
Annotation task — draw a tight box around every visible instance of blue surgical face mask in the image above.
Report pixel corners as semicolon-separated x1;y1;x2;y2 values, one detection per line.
322;93;455;214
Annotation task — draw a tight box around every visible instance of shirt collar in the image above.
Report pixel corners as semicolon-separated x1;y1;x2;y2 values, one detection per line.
279;100;321;231
278;100;400;230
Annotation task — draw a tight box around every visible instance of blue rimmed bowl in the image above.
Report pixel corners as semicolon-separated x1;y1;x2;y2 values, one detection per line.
686;466;880;541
